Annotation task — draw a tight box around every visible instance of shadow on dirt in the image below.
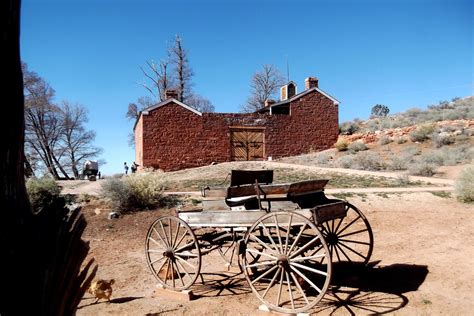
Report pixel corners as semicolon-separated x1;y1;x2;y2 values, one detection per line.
78;296;144;308
193;272;251;297
313;261;429;314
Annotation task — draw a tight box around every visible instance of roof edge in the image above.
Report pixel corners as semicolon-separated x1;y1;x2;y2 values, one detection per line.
142;98;203;116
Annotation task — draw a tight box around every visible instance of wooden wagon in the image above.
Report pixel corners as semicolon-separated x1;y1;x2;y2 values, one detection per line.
145;170;373;314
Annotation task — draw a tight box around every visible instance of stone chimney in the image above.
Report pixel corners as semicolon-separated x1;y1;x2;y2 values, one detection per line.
265;99;276;107
165;89;179;100
280;82;297;101
305;77;318;90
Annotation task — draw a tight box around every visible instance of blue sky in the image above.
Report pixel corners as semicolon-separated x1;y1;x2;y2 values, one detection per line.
21;0;472;175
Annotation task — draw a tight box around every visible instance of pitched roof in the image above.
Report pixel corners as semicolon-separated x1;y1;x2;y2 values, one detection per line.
257;87;339;113
133;98;202;130
142;98;202;116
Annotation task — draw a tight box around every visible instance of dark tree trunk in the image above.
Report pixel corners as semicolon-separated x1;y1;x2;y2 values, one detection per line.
0;2;96;314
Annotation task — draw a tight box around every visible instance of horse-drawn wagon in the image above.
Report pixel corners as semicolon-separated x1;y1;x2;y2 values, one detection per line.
145;170;373;313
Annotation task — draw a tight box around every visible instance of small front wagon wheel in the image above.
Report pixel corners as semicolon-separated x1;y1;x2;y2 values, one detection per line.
241;211;332;314
145;215;201;291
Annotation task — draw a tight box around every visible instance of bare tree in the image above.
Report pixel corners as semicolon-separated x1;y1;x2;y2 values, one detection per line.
241;64;285;113
139;58;173;102
170;35;193;102
23;63;66;179
58;101;103;179
186;94;215;112
126;96;155;121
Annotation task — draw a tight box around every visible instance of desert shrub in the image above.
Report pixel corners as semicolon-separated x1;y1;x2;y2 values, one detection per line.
395;136;408;144
334;139;349;152
101;178;132;211
432;132;455;148
455;134;469;143
353;152;384;170
420;151;445;166
379;136;393;145
395;173;411;186
339;121;359;135
455;166;474;202
315;152;332;165
335;155;355;168
26;177;62;213
389;155;410;170
403;146;422;156
124;173;167;209
408;162;437;177
409;123;435;142
347;141;368;153
101;173;168;212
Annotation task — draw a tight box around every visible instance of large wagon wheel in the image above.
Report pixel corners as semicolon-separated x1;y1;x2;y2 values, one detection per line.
241;211;332;314
319;202;373;265
145;215;201;290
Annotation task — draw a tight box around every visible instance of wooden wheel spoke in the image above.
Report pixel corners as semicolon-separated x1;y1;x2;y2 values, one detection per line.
290;265;322;294
175;251;199;258
290;253;325;263
335;215;361;235
168;218;173;248
287;223;307;255
273;215;284;253
333;245;342;262
247;248;277;260
245;260;275;269
173;261;185;286
260;222;280;254
149;255;165;266
261;267;281;299
285;271;295;310
335;243;352;261
174;229;188;249
276;267;285;307
290;262;328;277
148;236;166;250
172;221;180;247
175;241;195;253
338;241;367;259
153;227;168;248
159;221;170;247
175;258;191;279
164;259;170;283
289;236;320;259
338;238;371;245
284;214;292;254
290;271;310;304
175;254;197;270
249;232;276;253
251;265;278;284
338;228;368;239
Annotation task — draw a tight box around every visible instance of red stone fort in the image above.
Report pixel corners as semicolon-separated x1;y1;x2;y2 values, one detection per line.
134;77;339;171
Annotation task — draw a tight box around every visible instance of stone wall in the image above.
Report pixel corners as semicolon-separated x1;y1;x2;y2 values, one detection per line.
138;89;338;171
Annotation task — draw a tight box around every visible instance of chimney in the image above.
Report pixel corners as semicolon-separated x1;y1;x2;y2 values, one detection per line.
280;82;297;101
265;99;276;107
305;77;318;90
165;89;179;100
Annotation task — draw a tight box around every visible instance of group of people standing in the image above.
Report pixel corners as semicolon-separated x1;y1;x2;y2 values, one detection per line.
124;161;139;175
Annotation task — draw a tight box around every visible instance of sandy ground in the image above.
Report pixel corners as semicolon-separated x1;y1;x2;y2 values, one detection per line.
75;190;474;315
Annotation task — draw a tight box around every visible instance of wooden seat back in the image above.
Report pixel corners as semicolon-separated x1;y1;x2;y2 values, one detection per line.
230;169;273;187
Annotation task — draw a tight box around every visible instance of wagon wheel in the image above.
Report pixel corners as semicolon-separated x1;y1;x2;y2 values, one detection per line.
145;215;201;291
319;202;373;265
241;211;332;314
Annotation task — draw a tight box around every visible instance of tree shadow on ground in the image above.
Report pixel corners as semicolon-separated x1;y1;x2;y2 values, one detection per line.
313;261;429;315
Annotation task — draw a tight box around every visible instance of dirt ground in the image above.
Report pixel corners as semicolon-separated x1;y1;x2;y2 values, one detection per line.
76;190;474;315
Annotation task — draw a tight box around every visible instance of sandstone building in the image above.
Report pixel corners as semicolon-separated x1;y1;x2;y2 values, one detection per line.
134;77;339;171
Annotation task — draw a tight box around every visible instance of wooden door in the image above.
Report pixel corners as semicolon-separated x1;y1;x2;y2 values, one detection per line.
231;129;264;161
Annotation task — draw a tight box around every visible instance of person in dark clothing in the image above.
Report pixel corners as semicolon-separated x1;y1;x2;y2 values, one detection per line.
124;162;129;175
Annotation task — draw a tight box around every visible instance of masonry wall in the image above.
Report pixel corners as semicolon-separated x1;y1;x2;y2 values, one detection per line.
139;89;338;171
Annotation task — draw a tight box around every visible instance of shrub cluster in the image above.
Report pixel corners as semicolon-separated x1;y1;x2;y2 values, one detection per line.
26;177;63;213
334;139;349;152
409;123;435;142
101;172;169;212
455;166;474;202
348;141;368;153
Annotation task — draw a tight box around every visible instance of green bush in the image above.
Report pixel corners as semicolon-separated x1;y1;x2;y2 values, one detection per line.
395;136;408;144
348;141;368;153
339;121;359;135
409;123;435;142
432;132;455;148
455;166;474;202
379;136;393;145
389;155;410;170
26;177;62;213
334;139;349;152
101;172;168;212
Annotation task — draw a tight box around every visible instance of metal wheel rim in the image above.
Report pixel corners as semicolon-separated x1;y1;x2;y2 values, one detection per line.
241;211;332;314
320;202;374;265
145;215;201;290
